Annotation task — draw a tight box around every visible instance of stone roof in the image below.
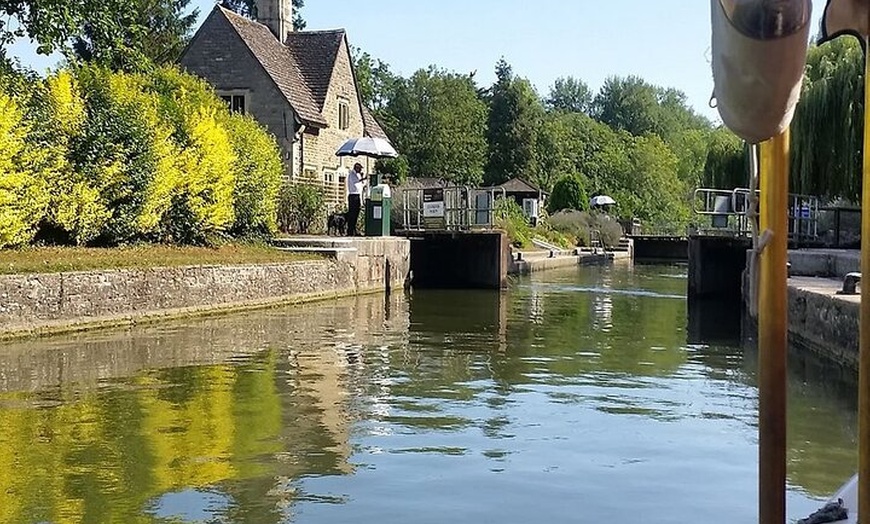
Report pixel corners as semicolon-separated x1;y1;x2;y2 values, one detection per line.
212;6;390;141
494;178;547;195
361;106;389;141
285;29;345;110
219;7;327;127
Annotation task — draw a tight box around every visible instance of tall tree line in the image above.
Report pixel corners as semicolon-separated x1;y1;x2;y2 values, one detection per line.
0;0;307;71
356;52;736;232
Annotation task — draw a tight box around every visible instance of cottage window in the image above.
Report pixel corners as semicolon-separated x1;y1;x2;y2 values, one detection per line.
338;100;349;130
303;166;317;180
219;93;246;114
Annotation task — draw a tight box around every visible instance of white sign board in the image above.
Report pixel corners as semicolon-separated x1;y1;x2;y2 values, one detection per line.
422;188;446;229
423;201;445;218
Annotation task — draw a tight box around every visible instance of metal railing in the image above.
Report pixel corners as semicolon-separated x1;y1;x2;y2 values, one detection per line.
400;186;507;231
692;187;820;243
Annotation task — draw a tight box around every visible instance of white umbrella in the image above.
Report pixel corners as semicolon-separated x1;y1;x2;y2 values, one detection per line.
590;195;616;208
335;137;398;159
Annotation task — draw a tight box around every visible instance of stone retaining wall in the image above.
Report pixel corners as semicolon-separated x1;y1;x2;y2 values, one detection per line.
0;238;410;338
788;285;859;369
508;251;631;276
743;254;860;370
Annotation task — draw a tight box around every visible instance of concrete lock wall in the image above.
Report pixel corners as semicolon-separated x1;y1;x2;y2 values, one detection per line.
688;236;751;300
742;250;861;370
409;232;509;289
0;238;410;338
633;236;689;262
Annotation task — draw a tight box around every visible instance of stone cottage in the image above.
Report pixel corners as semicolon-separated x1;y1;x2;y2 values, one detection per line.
179;0;390;208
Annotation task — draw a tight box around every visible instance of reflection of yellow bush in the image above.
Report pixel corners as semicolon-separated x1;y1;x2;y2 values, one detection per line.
0;356;285;523
138;367;238;490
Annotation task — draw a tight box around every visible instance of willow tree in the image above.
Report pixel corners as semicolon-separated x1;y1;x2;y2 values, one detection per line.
703;127;747;190
790;37;864;200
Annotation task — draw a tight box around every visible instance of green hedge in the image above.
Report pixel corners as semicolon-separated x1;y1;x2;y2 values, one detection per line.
0;65;285;247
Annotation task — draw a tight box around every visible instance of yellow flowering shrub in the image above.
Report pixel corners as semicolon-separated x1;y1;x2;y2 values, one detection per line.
35;70;110;244
73;66;182;243
181;108;236;234
145;67;237;243
225;114;282;237
0;93;48;247
0;65;282;247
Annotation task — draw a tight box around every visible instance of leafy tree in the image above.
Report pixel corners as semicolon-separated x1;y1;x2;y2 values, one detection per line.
534;114;572;192
537;111;630;197
352;47;399;113
593;75;663;137
656;87;711;138
0;0;136;61
618;135;687;232
593;75;710;140
485;59;545;185
382;66;487;186
671;128;711;188
376;156;410;185
548;174;588;213
547;76;592;114
703;127;747;190
221;0;306;31
790;37;864;200
72;0;199;71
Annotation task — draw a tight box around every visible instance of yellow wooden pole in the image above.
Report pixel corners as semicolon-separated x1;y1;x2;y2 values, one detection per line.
759;131;790;524
859;35;870;523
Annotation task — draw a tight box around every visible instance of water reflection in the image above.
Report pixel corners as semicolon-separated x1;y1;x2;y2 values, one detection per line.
0;265;859;523
0;294;409;524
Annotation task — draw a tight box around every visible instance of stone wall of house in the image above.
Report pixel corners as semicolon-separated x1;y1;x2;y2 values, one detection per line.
295;37;369;209
0;239;410;338
180;10;296;153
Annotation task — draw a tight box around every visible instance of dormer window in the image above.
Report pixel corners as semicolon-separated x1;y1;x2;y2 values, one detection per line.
338;98;349;130
218;91;247;114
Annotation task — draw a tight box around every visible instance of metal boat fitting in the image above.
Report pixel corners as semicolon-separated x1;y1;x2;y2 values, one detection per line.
820;0;870;43
711;0;812;143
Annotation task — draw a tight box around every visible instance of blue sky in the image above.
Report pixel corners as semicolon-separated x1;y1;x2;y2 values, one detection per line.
9;0;829;121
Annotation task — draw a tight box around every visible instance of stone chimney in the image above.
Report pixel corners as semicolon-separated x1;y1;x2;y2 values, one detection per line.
255;0;293;43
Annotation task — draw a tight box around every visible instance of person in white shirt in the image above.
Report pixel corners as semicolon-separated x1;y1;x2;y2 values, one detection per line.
346;162;367;236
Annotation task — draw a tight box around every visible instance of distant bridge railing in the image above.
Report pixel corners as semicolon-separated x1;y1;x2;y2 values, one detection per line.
692;188;820;243
400;186;506;232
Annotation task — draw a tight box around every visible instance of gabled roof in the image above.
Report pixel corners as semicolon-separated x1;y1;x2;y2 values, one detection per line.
194;6;392;142
285;29;345;110
218;7;327;127
494;178;547;195
361;106;389;141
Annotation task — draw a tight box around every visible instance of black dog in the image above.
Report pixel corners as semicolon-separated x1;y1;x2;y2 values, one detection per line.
327;212;347;236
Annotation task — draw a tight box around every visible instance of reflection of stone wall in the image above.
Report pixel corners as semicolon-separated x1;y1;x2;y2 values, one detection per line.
0;238;409;337
0;291;410;394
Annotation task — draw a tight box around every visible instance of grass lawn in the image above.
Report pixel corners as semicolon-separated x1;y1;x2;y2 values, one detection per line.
0;244;317;275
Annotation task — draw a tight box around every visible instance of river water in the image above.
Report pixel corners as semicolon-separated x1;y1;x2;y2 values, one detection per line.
0;263;858;523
